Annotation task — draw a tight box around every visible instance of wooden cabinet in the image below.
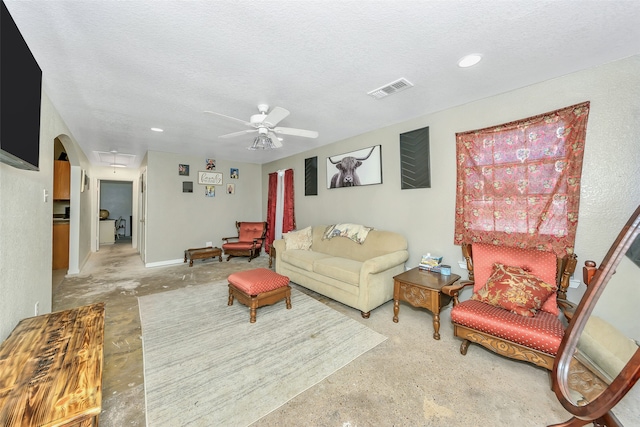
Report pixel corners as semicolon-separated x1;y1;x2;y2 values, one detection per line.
53;160;70;200
52;222;69;269
99;219;115;245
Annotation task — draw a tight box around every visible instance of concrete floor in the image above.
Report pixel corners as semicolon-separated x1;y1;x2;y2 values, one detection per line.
52;242;585;426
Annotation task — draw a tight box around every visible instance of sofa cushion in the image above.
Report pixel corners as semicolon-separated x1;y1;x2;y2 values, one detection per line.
313;257;362;286
283;226;312;250
471;243;559;315
238;222;266;242
322;223;373;244
228;268;289;295
282;250;332;272
471;263;557;317
310;226;408;262
451;300;564;356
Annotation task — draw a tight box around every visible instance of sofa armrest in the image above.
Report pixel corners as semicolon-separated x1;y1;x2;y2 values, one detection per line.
273;239;285;252
360;250;409;277
272;239;285;273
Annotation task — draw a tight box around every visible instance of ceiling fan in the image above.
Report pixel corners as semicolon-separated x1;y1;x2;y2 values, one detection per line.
204;104;318;149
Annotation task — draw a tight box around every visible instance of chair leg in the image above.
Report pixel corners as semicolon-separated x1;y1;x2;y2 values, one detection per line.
460;339;470;355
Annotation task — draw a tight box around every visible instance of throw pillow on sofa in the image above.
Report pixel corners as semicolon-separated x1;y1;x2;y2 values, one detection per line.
283;226;312;250
471;263;557;317
322;223;373;244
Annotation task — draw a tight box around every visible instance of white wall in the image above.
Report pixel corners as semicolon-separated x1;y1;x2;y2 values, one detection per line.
0;92;87;341
263;56;640;303
144;151;263;265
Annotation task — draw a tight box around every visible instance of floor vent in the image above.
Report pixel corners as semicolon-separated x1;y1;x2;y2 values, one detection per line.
367;78;414;99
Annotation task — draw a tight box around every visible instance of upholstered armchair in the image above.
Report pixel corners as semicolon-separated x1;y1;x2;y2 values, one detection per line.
442;243;577;370
222;221;268;262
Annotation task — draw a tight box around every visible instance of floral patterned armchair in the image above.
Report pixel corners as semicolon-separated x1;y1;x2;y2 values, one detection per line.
443;243;577;370
221;221;268;262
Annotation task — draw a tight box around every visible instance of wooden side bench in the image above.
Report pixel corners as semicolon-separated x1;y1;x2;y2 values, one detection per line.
184;246;223;267
0;303;105;427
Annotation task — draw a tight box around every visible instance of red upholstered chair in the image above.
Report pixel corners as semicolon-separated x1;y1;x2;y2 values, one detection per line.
221;221;268;262
443;243;577;370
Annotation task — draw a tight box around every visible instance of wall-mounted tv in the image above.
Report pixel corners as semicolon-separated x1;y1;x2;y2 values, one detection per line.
1;1;42;171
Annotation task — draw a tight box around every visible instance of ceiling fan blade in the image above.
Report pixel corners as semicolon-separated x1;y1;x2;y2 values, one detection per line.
218;129;257;139
274;127;319;139
263;107;290;127
269;132;283;148
204;110;252;126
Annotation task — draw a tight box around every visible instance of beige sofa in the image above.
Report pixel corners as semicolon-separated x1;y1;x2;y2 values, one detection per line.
273;225;409;318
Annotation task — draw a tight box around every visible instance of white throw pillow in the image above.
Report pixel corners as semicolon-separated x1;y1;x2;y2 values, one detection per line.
283;226;313;251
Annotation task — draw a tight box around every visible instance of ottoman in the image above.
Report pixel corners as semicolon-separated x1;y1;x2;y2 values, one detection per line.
227;268;291;323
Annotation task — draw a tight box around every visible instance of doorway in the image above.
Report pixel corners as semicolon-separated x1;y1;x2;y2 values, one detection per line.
98;180;133;248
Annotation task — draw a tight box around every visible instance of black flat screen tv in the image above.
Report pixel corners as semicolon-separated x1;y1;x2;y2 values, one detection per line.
1;1;42;171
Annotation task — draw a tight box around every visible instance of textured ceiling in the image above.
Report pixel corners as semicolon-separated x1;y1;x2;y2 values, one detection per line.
5;1;640;168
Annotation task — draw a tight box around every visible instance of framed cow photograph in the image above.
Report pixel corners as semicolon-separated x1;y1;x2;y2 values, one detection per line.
326;145;382;189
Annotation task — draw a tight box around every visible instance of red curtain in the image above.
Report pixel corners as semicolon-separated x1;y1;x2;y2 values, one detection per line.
454;102;590;256
265;172;278;254
265;169;296;253
282;169;296;234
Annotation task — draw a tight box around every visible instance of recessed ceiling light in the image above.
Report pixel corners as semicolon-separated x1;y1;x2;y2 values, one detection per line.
458;54;482;68
109;163;126;168
151;127;164;132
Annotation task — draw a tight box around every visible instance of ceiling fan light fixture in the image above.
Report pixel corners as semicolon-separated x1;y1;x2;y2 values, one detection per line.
248;133;276;150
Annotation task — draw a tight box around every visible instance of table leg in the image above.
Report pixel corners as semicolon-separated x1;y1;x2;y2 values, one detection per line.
433;312;441;340
393;299;399;323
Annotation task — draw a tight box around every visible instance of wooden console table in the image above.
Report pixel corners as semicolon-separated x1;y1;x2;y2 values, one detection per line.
393;268;460;340
0;303;105;427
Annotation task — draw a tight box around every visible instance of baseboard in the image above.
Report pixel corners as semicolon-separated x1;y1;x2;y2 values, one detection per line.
145;258;184;268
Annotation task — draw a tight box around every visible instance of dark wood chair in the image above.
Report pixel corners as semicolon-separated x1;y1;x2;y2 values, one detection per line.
221;221;268;262
443;242;577;370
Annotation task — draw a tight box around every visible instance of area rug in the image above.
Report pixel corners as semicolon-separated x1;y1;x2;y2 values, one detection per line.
138;281;387;427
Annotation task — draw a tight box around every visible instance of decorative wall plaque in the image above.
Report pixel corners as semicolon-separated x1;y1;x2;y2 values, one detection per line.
198;171;223;185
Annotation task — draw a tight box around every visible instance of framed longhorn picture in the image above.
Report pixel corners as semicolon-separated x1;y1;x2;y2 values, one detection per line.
326;145;382;189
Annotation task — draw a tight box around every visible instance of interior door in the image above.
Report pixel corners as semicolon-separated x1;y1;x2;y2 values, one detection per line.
96;179;101;251
138;169;146;263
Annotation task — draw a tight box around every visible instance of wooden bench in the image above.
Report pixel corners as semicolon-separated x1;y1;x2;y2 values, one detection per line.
0;303;105;427
184;246;223;267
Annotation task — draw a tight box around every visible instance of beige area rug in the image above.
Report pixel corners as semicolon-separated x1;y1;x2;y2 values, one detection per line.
138;281;387;427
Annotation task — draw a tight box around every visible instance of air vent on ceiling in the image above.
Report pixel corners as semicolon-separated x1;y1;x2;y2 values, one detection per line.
95;151;136;166
367;78;414;100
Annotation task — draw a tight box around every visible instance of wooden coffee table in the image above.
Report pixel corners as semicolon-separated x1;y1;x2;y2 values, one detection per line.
184;246;223;266
393;267;461;340
0;303;105;427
